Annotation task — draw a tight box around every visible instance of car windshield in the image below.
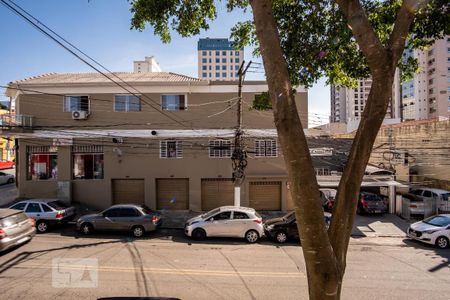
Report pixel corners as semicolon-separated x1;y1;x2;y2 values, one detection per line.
202;208;220;219
47;200;68;210
423;215;450;227
284;211;296;222
0;212;28;227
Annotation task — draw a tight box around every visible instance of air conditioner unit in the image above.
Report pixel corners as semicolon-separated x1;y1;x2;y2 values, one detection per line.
72;111;88;120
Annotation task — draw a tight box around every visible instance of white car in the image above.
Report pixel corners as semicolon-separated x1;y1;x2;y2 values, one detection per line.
0;171;14;185
407;214;450;249
184;206;264;243
410;188;450;213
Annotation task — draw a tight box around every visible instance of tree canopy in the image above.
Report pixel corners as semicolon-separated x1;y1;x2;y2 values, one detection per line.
130;0;449;88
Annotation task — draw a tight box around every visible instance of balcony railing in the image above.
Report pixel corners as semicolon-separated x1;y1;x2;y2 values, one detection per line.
0;114;33;129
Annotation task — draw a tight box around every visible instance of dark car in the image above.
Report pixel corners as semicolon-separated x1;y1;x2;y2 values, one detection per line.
0;209;36;252
76;204;162;237
357;192;388;214
264;211;332;243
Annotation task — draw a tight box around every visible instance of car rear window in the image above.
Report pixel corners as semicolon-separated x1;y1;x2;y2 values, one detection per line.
0;212;28;228
363;194;382;201
139;204;153;215
47;200;68;210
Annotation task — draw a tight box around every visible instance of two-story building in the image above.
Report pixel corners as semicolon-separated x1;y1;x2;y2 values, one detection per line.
2;71;314;210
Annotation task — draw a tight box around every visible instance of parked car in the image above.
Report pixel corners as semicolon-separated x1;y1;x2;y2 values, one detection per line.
77;204;162;238
184;206;264;243
357;192;388;214
410;187;450;213
0;209;36;252
320;188;337;212
0;171;14;185
264;211;332;243
402;192;425;215
0;160;15;170
407;214;450;249
9;199;76;233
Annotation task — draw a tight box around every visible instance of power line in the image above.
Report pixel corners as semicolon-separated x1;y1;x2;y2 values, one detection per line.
0;0;191;129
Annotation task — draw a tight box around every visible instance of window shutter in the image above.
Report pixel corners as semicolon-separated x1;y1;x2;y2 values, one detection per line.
179;95;186;110
176;141;183;158
160;141;167;158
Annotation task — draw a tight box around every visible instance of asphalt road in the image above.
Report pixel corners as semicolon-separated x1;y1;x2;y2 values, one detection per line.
1;227;449;300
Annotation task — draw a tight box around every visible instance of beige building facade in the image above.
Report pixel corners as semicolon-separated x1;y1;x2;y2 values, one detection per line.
4;72;309;210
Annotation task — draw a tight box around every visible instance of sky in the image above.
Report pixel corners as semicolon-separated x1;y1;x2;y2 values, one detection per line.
0;0;330;125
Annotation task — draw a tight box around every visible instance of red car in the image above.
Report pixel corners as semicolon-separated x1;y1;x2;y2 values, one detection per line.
0;161;15;170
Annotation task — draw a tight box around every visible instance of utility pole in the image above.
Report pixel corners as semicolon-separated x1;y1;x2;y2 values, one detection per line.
232;60;252;207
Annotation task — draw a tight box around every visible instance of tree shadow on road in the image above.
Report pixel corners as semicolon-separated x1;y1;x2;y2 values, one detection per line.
402;238;450;273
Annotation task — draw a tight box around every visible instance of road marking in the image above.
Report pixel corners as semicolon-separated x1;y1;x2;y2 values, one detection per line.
12;263;305;278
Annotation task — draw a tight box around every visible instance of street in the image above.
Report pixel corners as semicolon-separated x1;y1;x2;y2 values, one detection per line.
1;227;449;300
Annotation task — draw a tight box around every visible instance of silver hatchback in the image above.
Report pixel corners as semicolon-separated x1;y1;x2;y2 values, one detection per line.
0;209;36;252
184;206;264;243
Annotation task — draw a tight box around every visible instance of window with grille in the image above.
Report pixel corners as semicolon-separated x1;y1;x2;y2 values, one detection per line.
64;96;89;112
72;145;104;179
160;141;183;158
26;146;58;180
209;140;232;158
114;95;141;112
255;139;277;157
161;95;186;111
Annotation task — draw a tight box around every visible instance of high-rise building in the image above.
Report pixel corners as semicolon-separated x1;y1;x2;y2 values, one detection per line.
197;38;244;81
330;73;401;132
401;36;450;121
133;56;161;73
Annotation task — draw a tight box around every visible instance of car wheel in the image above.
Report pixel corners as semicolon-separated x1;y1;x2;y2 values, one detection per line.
132;226;145;238
7;178;14;184
80;223;93;235
192;228;206;240
435;236;449;249
275;231;288;243
245;230;259;243
36;220;49;233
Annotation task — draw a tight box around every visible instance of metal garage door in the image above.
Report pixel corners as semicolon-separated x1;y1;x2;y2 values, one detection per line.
112;179;145;205
249;181;281;210
156;178;189;210
201;178;234;211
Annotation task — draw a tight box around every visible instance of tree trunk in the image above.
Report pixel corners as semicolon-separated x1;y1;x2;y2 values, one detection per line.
250;1;341;299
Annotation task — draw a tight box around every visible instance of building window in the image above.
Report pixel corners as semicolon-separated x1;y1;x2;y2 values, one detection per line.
64;96;89;112
202;58;207;63
235;65;240;70
315;168;330;176
215;58;220;63
161;95;186;111
230;58;233;63
216;51;220;56
202;51;207;56
27;146;58;181
114;95;141;112
222;65;226;70
222;51;226;55
216;72;220;77
72;145;104;180
215;65;220;70
235;51;239;56
209;66;212;70
209;58;212;63
160;141;182;158
222;58;226;63
209;140;232;158
255;139;277;157
235;58;240;63
202;72;207;77
202;65;207;70
230;73;233;77
222;72;227;77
